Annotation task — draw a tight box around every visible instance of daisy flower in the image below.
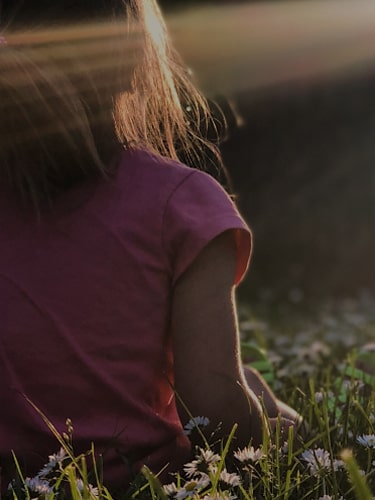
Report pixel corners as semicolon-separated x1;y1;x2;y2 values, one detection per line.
202;493;237;500
183;459;206;479
280;441;289;455
76;478;99;498
37;448;67;478
24;476;53;495
175;478;210;499
357;434;375;448
163;482;179;497
184;417;210;436
199;449;221;465
315;390;334;403
184;448;221;478
218;469;241;488
318;496;344;500
234;445;264;464
301;448;332;476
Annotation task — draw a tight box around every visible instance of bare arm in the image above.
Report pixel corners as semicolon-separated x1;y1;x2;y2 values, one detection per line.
171;231;264;447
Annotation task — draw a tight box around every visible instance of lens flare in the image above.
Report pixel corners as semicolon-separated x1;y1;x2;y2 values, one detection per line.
168;0;375;93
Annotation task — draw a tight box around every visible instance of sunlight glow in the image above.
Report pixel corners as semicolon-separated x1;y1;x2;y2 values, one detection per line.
3;1;375;116
168;0;375;93
4;21;141;94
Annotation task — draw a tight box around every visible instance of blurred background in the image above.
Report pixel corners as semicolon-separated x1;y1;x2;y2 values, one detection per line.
160;0;375;303
2;0;374;303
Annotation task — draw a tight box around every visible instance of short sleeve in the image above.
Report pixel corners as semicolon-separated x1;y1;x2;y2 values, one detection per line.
162;170;252;286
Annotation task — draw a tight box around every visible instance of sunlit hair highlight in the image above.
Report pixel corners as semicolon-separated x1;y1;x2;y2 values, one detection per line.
116;0;217;165
0;0;222;211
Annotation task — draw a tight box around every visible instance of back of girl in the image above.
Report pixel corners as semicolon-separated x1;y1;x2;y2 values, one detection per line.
0;0;299;495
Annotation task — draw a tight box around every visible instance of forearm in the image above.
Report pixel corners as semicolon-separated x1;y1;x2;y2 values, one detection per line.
172;232;271;447
243;366;302;434
242;366;279;417
176;369;265;447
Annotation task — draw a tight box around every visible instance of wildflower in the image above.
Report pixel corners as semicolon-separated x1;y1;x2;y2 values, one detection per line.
199;449;221;465
24;476;53;495
301;448;332;476
37;447;67;478
184;448;221;478
218;469;241;488
332;459;344;471
357;434;375;448
76;478;99;498
315;392;324;403
280;441;289;455
291;341;330;364
310;340;331;357
315;390;334;403
174;478;210;499
234;446;264;464
184;459;206;479
174;488;190;500
184;417;210;436
202;493;236;500
163;482;179;497
318;496;344;500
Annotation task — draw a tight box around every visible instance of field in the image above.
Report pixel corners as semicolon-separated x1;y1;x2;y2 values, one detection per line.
7;293;375;499
3;2;375;498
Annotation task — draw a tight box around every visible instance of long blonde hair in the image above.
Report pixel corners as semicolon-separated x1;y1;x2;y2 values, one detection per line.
0;0;222;210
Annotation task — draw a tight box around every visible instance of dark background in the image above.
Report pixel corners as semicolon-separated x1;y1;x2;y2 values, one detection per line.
220;76;375;301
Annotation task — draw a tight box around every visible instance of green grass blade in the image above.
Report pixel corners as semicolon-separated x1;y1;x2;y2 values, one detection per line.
341;449;373;500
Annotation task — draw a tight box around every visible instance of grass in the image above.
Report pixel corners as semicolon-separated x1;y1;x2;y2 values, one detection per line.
4;292;375;499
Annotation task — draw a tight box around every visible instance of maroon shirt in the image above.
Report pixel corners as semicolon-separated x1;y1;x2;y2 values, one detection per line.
0;148;251;490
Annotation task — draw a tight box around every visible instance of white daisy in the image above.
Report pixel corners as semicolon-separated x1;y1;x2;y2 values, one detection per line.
76;478;99;498
301;448;331;476
333;459;344;471
184;459;206;479
315;392;324;403
47;448;67;466
175;478;210;499
318;495;345;500
199;449;221;465
184;417;210;436
280;442;289;455
202;493;237;500
234;446;264;464
315;390;334;403
163;482;179;497
37;448;67;478
357;434;375;448
25;476;53;495
219;470;241;488
184;448;221;478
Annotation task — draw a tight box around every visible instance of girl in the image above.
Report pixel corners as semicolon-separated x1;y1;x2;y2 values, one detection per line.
0;0;299;493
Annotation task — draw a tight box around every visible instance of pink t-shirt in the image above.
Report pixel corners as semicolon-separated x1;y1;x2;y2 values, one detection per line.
0;148;251;490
